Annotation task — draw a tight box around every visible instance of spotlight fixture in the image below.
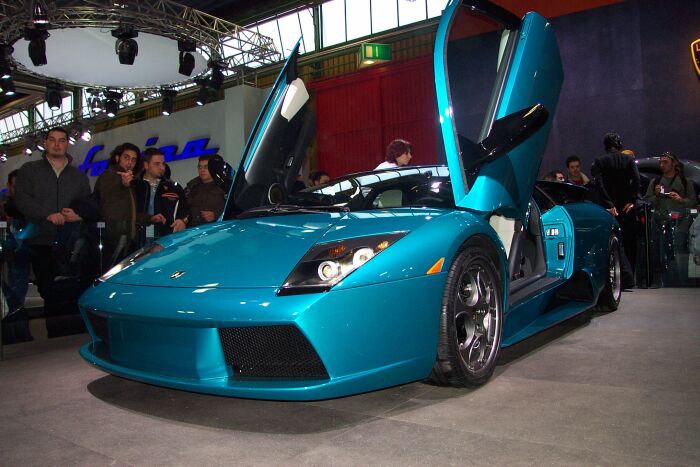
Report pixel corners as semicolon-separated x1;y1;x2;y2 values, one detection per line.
160;88;178;116
31;0;50;25
112;24;139;65
81;127;92;142
194;79;210;106
25;27;50;67
0;60;11;80
0;144;9;163
208;61;225;90
86;88;104;116
45;81;63;110
36;138;45;151
104;90;122;117
24;145;34;155
178;40;196;76
1;78;16;96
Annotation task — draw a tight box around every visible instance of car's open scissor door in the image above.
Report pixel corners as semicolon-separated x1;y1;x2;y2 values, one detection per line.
222;40;315;216
435;0;563;219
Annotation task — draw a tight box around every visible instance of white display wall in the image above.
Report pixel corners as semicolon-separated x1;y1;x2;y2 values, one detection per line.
0;85;266;189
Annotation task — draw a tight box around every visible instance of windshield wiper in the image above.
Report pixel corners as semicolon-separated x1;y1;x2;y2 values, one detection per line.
238;204;349;219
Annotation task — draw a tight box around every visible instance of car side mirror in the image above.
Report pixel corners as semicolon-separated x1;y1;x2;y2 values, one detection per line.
461;103;549;171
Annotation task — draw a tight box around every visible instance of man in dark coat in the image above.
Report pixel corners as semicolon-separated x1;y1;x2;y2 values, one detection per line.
185;154;226;227
132;147;188;243
590;132;640;288
93;142;146;269
14;126;91;336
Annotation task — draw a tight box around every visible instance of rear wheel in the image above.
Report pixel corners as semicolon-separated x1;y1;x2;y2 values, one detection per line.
430;246;504;387
595;234;622;312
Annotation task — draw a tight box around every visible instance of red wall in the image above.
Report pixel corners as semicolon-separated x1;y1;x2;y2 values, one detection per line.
310;55;438;178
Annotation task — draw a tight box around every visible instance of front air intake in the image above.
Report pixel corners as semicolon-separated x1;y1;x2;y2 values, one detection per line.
218;325;328;379
87;310;109;345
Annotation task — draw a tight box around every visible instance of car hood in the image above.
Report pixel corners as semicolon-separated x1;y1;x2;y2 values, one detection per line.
105;208;449;288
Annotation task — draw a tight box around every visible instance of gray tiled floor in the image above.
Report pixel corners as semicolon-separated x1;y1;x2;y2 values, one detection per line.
1;288;698;466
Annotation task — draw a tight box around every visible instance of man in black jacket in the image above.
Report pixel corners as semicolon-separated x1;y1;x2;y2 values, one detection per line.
14;126;91;336
591;132;640;288
133;148;188;245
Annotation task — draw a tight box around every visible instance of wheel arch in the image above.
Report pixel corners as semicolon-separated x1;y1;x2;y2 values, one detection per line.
453;231;509;313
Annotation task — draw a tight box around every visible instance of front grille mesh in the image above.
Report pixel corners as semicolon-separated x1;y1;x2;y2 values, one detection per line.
87;311;109;345
218;325;328;379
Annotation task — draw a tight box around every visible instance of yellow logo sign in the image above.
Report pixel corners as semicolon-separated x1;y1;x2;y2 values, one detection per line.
692;39;700;77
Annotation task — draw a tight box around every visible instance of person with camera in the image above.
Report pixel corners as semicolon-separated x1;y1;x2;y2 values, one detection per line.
644;151;696;210
643;151;696;286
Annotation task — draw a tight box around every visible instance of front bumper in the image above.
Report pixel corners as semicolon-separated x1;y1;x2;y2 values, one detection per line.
79;273;446;400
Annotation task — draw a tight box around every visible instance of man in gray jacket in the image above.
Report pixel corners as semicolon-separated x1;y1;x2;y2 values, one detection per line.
14;126;91;336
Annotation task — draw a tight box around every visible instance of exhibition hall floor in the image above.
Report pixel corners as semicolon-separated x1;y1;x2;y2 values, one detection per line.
1;288;698;466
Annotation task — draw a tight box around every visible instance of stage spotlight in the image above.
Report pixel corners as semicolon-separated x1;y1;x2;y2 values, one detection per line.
81;128;92;142
0;61;11;80
104;90;123;117
160;88;178;116
112;24;138;65
1;78;15;96
45;81;63;111
36;139;45;151
0;145;9;162
195;79;210;106
31;0;49;25
25;27;49;67
178;40;196;76
209;62;225;90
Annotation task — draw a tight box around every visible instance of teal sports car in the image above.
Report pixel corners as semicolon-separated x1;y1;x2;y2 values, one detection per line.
79;0;622;400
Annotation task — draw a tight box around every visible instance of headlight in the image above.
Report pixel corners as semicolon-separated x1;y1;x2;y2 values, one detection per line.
278;232;406;295
98;242;164;282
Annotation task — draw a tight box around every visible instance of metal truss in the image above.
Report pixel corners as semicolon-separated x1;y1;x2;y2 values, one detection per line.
0;0;281;80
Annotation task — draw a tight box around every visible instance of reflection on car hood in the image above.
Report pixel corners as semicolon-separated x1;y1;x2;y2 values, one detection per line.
105;208;450;288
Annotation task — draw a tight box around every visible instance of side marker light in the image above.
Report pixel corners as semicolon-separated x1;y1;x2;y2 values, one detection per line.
427;257;445;275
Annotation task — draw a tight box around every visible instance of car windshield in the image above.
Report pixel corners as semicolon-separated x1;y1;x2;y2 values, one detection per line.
232;166;454;219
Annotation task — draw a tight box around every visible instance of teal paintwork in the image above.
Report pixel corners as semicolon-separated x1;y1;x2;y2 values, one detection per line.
435;2;563;218
79;1;617;400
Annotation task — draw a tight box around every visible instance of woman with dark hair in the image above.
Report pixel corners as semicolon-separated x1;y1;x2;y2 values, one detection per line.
93;142;144;269
375;139;413;170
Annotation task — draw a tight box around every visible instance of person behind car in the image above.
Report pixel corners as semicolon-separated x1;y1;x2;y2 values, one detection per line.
92;142;143;269
542;170;565;182
310;170;330;186
185;154;226;227
375;139;413;170
590;132;640;289
14;126;92;337
133;148;188;244
643;151;697;286
565;155;590;186
643;151;696;210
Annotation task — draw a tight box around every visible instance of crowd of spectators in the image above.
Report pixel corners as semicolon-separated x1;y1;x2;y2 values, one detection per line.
543;132;698;289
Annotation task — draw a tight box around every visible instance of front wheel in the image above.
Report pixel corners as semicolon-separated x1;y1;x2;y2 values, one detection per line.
430;246;504;387
595;234;622;312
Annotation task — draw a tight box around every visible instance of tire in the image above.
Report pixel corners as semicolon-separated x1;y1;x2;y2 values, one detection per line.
595;234;622;312
429;245;504;387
